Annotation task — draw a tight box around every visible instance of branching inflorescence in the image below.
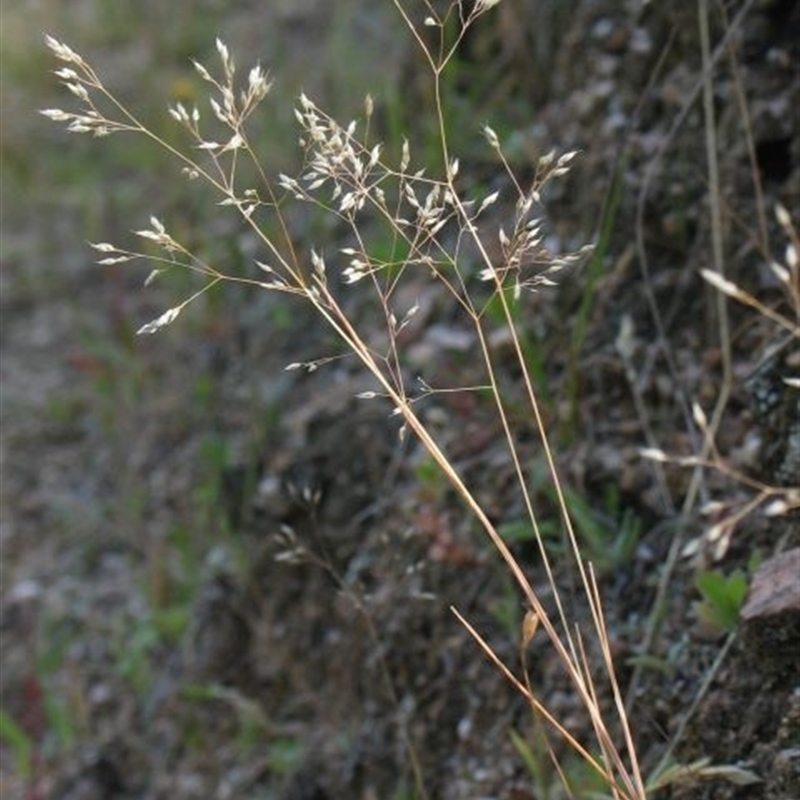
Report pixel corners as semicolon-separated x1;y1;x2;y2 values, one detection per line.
42;4;647;798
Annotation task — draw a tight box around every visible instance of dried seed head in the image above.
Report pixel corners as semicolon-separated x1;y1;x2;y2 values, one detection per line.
40;108;71;121
247;64;272;102
137;306;182;335
775;202;791;231
400;138;410;171
44;35;85;66
483;125;500;150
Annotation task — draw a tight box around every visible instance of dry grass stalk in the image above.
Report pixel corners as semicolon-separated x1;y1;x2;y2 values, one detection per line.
42;3;646;797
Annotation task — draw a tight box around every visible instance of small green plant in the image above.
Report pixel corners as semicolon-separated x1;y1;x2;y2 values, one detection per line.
0;708;34;782
181;684;274;749
646;757;761;793
511;725;610;800
499;473;641;575
0;647;79;792
113;615;161;694
693;568;748;634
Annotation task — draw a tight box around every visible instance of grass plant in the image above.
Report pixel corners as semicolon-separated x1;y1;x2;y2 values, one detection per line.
624;6;798;755
41;2;648;797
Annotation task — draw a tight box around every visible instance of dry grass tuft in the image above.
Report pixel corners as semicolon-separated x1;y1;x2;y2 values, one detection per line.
42;2;651;797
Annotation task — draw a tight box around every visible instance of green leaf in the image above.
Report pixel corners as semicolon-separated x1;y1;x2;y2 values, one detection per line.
694;570;747;632
648;757;761;791
0;708;33;779
498;519;536;543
